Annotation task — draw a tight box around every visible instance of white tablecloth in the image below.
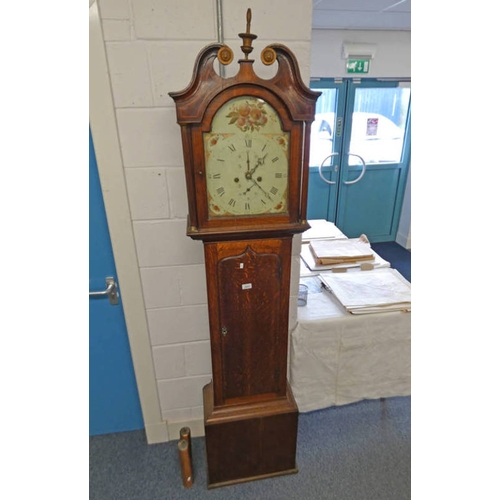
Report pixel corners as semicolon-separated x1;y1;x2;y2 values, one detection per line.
290;277;411;412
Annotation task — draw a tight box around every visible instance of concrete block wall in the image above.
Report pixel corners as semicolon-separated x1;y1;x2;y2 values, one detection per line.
97;0;314;434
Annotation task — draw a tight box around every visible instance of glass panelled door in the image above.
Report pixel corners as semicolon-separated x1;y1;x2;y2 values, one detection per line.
307;79;411;242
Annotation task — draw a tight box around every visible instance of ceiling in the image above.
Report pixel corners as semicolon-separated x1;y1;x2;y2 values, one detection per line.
312;0;411;31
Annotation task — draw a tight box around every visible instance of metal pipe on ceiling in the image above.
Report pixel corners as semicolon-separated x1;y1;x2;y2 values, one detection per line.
216;0;225;77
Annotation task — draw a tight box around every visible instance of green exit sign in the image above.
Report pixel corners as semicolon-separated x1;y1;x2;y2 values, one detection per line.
346;59;370;74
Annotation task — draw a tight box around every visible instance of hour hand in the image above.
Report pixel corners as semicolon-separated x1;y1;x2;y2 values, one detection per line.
256;153;268;167
250;153;267;175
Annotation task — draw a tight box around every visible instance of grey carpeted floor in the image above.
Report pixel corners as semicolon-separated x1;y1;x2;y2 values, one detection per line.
90;396;410;500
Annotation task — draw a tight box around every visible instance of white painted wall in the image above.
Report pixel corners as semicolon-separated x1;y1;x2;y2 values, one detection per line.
311;29;411;78
95;0;314;441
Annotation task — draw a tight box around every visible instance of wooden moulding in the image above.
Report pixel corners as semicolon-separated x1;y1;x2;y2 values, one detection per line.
185;215;310;242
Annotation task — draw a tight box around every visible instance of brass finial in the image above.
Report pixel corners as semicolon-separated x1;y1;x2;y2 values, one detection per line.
238;8;257;60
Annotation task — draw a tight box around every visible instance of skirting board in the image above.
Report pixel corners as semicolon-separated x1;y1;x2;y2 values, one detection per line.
145;420;170;444
396;230;411;250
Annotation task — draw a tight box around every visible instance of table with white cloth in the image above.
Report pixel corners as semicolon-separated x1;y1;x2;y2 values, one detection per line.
289;275;411;413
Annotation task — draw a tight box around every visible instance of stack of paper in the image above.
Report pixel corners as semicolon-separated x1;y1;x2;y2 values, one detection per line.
319;268;411;314
309;236;374;266
301;242;389;272
301;219;347;242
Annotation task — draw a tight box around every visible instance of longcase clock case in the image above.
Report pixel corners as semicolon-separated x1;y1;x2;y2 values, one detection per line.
169;10;320;488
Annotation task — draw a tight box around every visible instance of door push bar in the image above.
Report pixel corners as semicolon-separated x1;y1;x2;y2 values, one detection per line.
89;276;119;305
318;152;367;186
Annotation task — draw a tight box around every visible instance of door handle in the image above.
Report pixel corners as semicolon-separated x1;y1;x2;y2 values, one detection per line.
89;277;119;305
318;152;339;185
343;153;367;185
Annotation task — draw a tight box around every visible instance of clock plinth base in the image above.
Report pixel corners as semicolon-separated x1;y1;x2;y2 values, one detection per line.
203;382;299;488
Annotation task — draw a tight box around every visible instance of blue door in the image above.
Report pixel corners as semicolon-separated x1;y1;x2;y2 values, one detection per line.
307;79;411;242
89;128;144;435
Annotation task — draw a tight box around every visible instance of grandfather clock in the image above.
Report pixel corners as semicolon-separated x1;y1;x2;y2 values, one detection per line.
169;9;320;488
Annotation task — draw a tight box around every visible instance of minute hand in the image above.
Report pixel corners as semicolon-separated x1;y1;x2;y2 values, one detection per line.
251;179;273;200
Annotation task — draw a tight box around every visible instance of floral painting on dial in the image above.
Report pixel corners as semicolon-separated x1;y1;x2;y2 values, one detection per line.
226;99;268;132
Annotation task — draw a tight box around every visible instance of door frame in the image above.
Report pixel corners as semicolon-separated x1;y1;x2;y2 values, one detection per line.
307;78;347;222
89;0;167;444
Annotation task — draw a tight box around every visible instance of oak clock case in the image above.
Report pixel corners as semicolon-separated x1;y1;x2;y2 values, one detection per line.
169;10;320;488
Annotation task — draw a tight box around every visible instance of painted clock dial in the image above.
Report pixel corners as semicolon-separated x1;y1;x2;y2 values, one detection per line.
204;96;289;217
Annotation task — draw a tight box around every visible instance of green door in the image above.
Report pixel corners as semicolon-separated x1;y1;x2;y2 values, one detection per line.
307;79;411;243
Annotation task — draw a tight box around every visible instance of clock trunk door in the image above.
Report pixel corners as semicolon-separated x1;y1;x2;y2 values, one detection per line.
217;241;288;403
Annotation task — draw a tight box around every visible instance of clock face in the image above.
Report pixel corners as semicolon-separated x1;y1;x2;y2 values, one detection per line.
204;96;289;217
